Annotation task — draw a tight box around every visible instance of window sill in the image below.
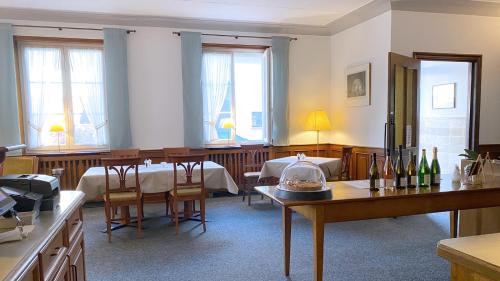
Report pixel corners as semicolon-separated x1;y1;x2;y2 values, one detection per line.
25;149;110;156
204;142;270;149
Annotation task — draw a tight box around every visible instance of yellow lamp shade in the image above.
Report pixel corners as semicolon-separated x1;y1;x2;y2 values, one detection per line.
305;110;331;131
49;124;65;133
221;119;235;129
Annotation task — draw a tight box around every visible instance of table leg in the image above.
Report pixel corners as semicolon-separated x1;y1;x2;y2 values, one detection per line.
313;207;325;281
282;206;292;276
450;210;459;238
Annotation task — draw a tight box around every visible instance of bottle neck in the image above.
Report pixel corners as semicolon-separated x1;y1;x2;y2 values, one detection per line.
432;149;437;160
421;151;427;162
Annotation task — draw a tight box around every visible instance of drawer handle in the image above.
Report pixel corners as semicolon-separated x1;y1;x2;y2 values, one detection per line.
50;247;63;257
72;220;80;226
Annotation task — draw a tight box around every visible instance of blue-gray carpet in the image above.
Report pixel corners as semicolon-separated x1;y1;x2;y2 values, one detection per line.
82;196;450;281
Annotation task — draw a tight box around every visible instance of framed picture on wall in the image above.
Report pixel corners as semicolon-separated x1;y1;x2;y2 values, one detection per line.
432;83;456;109
346;63;371;107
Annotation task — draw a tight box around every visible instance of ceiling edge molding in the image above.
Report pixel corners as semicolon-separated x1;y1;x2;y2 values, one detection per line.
0;7;331;36
391;0;500;18
327;0;391;35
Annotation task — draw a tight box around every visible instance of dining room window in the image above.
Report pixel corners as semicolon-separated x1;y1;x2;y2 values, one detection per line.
16;39;108;152
202;46;270;145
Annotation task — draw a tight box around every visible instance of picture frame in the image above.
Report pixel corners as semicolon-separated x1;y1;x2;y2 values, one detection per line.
346;63;371;107
432;83;456;109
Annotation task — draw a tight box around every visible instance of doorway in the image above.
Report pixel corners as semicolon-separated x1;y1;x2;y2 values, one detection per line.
386;52;482;170
414;53;482;174
418;61;471;174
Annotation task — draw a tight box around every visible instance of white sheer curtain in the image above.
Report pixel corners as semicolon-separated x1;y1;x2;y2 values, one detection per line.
202;52;232;142
69;48;108;146
21;46;62;148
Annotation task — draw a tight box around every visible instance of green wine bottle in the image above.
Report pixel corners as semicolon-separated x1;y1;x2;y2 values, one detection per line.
369;153;380;191
406;151;417;188
431;147;441;186
418;149;431;188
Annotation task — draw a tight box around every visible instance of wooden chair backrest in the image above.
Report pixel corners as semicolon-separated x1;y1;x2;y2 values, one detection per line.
163;147;191;163
101;157;141;201
110;149;140;158
241;144;266;172
169;154;206;196
1;156;39;176
340;146;354;180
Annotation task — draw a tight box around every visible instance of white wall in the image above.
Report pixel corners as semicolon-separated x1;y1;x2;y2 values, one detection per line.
391;11;500;145
329;11;391;148
5;20;331;149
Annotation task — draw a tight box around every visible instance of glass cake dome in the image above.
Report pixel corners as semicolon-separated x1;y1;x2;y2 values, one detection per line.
278;160;327;192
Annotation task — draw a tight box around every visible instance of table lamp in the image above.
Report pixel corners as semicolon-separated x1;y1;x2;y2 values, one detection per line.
49;124;65;152
221;119;235;146
305;110;331;156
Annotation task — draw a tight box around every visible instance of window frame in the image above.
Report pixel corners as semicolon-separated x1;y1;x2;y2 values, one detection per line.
14;36;108;153
201;43;272;146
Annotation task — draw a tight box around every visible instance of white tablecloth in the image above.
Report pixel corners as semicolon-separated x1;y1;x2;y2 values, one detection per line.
259;156;342;180
76;161;238;201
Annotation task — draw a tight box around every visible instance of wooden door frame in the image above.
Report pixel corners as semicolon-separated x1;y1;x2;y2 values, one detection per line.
413;52;482;151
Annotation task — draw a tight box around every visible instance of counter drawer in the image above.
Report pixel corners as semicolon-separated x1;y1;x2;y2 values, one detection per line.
66;208;83;245
39;226;67;281
17;257;40;281
68;231;85;281
52;257;70;281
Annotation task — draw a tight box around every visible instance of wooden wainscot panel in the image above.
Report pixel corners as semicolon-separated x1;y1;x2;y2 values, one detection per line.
32;144;385;191
479;144;500;160
351;146;385;180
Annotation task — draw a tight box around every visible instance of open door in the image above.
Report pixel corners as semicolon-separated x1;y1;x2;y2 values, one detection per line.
387;52;420;160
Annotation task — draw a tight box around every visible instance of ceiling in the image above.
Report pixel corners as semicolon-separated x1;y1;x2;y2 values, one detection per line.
0;0;375;26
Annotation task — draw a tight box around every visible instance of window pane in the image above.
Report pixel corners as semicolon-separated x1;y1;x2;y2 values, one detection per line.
202;52;232;143
22;46;64;148
69;48;108;146
234;52;267;142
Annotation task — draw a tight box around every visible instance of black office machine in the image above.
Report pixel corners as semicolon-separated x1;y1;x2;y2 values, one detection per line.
0;174;60;211
0;186;43;216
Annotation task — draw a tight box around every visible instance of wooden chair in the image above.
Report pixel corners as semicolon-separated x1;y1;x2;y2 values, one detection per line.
161;147;192;215
110;149;140;158
102;157;143;242
241;144;267;206
169;154;206;234
163;147;191;163
331;146;354;181
1;156;39;175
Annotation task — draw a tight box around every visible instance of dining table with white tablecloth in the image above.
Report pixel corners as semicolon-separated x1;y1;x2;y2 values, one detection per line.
259;156;342;180
76;161;239;201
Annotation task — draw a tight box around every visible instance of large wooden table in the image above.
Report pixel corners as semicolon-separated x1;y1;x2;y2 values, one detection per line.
256;178;500;281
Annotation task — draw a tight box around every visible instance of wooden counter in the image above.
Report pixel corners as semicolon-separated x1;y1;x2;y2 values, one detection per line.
0;191;86;281
438;233;500;281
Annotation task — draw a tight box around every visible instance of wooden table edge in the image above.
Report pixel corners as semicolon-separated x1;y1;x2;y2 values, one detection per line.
437;242;500;280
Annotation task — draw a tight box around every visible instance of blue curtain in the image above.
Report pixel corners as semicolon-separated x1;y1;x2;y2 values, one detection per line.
180;32;203;148
0;23;20;147
271;36;290;146
103;28;132;149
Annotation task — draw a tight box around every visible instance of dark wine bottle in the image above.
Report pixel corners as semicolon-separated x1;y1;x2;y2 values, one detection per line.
418;149;431;187
431;147;441;186
406;151;417;188
369;153;380;191
394;145;405;189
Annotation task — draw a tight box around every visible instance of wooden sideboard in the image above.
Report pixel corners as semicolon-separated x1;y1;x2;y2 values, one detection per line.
28;144;384;190
0;191;86;281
